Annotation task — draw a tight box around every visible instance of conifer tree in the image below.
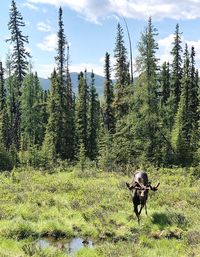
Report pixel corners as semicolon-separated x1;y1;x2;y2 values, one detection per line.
189;47;199;157
88;71;100;160
42;70;63;161
170;24;183;113
7;0;30;83
113;23;130;118
55;6;66;105
7;0;30;149
65;45;76;160
0;62;10;149
134;17;160;163
0;62;6;112
158;62;174;164
172;44;191;165
76;71;89;154
40;89;49;145
103;52;115;133
21;72;43;150
160;62;170;107
190;46;199;126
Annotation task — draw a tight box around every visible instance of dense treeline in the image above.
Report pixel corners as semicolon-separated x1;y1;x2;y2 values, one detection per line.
0;1;200;170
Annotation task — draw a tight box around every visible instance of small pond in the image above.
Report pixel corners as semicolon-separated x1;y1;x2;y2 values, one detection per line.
37;237;93;255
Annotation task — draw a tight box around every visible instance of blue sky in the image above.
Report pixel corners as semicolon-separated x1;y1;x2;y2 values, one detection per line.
1;0;200;78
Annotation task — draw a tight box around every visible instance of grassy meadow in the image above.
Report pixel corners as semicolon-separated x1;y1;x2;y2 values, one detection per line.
0;166;199;257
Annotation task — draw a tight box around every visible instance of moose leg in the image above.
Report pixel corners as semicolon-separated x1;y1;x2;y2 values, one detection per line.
134;204;140;224
145;203;147;215
138;204;144;215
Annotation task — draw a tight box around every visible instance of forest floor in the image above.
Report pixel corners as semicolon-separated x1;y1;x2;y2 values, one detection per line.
0;166;199;257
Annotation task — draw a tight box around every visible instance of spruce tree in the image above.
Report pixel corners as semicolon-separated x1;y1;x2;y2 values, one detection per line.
7;0;30;149
21;72;43;150
158;62;174;164
189;47;199;158
76;71;89;154
55;6;66;105
7;0;30;82
113;23;130;118
170;24;183;113
160;62;170;107
190;46;199;126
103;52;115;133
0;62;10;149
65;45;76;160
88;71;100;160
134;17;160;163
171;44;191;165
0;62;6;111
42;70;63;162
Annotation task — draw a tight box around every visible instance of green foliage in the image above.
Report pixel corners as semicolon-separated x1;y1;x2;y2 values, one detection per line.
170;24;183;112
0;144;13;171
42;70;65;161
76;71;89;154
0;167;199;256
103;52;115;133
78;142;86;171
21;72;44;150
113;23;130;119
7;0;30;82
1;10;200;168
88;72;100;160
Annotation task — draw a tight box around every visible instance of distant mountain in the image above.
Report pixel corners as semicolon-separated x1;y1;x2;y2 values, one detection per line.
39;72;105;96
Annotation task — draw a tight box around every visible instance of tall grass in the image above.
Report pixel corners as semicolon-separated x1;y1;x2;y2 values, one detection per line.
0;166;199;256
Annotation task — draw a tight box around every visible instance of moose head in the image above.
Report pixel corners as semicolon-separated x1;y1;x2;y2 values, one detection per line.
126;170;160;223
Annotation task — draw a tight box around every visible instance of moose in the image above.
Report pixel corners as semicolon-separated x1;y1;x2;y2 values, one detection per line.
126;170;160;223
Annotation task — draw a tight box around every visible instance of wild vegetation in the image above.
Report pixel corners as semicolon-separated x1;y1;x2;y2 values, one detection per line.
0;166;199;257
0;1;200;169
0;1;200;256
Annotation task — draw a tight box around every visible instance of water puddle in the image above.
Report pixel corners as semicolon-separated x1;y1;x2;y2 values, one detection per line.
37;237;93;255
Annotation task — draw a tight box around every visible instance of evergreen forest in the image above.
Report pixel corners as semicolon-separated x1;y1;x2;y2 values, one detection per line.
1;2;200;170
0;2;200;257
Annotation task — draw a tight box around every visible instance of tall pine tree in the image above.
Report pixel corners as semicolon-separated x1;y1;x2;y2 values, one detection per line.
113;23;130;118
76;71;89;155
42;70;63;162
88;71;100;160
7;0;30;149
134;17;160;163
172;44;191;165
21;72;43;150
170;24;183;114
7;0;30;82
65;45;76;160
0;62;10;149
103;52;115;133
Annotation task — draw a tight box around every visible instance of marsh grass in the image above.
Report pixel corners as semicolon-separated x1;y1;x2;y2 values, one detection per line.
0;166;199;256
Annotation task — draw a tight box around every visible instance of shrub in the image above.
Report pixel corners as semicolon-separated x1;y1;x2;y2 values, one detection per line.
0;145;14;171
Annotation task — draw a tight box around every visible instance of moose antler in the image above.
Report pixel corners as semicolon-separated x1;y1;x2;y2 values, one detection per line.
133;182;160;191
126;181;146;190
149;182;160;191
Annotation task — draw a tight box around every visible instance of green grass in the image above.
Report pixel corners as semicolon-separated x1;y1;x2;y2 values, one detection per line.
0;166;199;256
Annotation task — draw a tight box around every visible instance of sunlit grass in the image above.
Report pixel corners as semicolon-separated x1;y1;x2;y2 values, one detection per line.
0;166;199;256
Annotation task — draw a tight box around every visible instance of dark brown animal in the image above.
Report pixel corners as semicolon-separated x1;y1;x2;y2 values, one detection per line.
126;170;159;223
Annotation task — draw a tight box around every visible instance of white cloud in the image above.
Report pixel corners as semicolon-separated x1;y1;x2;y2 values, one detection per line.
23;2;38;11
37;21;51;32
36;62;104;79
27;0;200;22
186;39;200;61
36;64;55;78
158;34;174;64
37;33;57;52
70;63;104;76
157;34;200;69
